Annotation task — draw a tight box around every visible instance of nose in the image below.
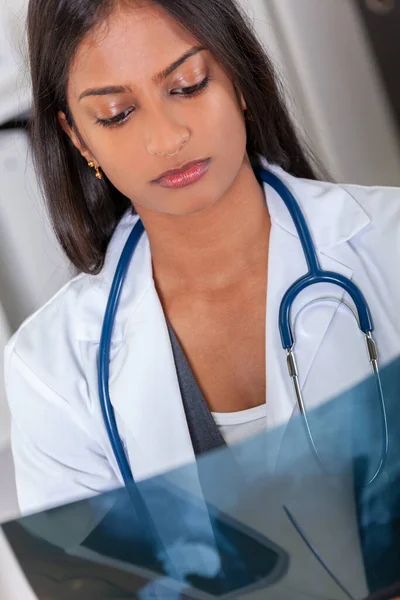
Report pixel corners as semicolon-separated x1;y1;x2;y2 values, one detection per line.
145;108;190;157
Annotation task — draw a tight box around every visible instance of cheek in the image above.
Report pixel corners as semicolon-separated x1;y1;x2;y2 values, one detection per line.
104;155;146;198
205;89;247;153
89;131;146;194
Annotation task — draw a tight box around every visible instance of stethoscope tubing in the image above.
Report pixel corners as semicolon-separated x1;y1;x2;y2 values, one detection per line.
97;166;389;594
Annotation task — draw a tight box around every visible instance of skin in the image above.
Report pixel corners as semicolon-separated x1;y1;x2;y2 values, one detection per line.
59;1;271;413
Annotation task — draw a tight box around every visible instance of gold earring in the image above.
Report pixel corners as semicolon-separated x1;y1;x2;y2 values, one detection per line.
88;161;103;180
245;109;253;122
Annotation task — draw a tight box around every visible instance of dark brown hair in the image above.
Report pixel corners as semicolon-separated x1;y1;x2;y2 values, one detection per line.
27;0;318;274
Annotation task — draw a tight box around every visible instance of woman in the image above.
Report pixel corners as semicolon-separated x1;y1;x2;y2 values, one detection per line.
4;0;400;595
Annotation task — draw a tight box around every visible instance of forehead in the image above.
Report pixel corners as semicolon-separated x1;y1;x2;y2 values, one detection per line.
68;3;201;96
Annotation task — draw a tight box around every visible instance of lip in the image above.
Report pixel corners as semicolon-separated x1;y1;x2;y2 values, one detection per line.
152;158;211;189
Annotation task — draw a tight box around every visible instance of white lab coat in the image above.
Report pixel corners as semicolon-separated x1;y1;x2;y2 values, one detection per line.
5;155;400;507
4;157;400;597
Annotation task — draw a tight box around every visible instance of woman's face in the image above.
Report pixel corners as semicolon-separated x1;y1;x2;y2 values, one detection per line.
61;2;248;216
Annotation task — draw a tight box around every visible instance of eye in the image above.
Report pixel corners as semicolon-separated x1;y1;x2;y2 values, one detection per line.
95;106;134;128
171;75;210;98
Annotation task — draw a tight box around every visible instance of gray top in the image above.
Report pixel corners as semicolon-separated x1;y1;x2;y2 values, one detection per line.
166;321;226;457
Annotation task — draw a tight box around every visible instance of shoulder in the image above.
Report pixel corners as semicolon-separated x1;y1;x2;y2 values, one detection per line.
293;170;400;230
4;209;144;402
324;180;400;254
339;180;400;225
261;157;400;240
4;272;103;403
306;178;400;259
266;158;400;249
302;178;400;283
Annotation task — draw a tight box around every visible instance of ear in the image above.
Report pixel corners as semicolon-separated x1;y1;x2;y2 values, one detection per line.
232;82;247;112
239;92;247;112
57;111;95;164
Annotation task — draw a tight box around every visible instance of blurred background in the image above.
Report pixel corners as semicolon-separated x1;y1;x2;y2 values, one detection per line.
1;0;400;596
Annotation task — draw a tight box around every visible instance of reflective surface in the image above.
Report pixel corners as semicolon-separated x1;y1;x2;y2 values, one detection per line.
2;355;400;599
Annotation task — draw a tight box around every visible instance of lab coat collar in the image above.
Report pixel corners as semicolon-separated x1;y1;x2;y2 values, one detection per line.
258;156;371;250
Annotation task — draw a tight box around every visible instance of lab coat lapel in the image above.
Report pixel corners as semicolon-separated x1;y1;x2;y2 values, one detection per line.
106;228;196;483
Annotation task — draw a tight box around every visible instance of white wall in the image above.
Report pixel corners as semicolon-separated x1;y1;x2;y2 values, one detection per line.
0;130;72;332
0;303;10;450
0;0;31;122
241;0;400;186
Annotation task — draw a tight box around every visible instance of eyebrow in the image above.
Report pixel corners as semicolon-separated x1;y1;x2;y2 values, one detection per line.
78;45;206;101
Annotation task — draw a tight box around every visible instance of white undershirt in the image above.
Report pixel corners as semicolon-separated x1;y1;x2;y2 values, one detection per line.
212;403;267;445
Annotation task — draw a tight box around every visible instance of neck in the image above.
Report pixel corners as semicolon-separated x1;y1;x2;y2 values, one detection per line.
136;156;270;294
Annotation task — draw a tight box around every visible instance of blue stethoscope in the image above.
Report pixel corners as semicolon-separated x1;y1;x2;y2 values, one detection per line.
98;167;388;490
98;166;389;598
